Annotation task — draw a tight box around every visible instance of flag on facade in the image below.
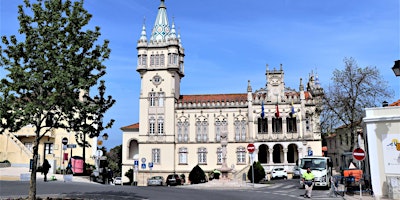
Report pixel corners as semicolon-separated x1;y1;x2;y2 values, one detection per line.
275;103;280;118
291;101;295;117
261;100;265;119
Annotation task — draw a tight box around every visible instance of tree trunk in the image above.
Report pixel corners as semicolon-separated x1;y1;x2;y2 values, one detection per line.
29;135;40;200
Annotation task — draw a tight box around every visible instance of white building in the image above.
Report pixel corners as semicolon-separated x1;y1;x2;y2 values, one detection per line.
121;0;324;185
363;101;400;199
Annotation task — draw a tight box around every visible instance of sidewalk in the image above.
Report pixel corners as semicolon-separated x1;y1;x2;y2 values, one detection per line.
0;166;93;183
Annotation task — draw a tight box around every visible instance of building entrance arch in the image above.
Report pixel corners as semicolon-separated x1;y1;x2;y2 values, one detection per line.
287;143;299;163
258;144;269;163
273;144;284;163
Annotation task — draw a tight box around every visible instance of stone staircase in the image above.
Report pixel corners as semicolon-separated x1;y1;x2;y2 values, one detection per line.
5;132;33;161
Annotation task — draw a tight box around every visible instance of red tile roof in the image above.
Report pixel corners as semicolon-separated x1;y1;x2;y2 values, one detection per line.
179;93;247;103
178;91;311;103
389;99;400;106
120;123;139;131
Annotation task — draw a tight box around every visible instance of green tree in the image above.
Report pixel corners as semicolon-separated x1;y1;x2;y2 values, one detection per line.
189;165;206;184
322;57;392;151
125;168;133;184
68;80;115;170
106;145;122;177
0;0;111;199
247;161;266;183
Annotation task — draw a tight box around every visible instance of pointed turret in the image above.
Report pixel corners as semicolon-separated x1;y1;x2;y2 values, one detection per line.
150;0;170;42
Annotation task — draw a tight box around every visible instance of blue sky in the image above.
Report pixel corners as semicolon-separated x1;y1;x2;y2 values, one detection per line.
1;0;399;150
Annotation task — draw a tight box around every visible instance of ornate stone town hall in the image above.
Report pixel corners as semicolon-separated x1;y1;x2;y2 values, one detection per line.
121;0;324;185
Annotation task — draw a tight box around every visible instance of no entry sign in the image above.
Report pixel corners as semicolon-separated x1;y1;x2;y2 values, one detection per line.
247;143;255;153
353;148;366;161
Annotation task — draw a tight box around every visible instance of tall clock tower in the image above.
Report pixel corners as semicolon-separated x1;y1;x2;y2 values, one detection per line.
136;0;185;146
266;64;285;103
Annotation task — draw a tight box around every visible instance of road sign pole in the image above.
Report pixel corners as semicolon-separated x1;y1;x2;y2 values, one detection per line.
251;153;254;188
359;160;362;200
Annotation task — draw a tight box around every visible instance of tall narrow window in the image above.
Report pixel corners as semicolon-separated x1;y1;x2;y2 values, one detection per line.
152;148;160;164
160;54;165;66
150;54;154;66
158;92;164;107
149;117;155;135
215;119;221;142
272;118;282;133
257;118;268;134
149;92;156;107
217;148;222;164
235;119;247;141
286;117;297;133
142;55;147;65
155;54;159;66
44;143;53;154
158;117;164;135
138;55;142;65
183;121;189;142
236;146;246;164
168;53;172;64
196;119;208;142
241;120;246;141
177;121;183;142
198;147;207;164
179;147;188;164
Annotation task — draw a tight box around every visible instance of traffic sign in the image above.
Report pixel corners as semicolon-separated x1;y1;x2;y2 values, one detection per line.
149;162;153;168
62;137;68;145
134;160;139;166
247;143;255;153
141;157;146;163
141;163;146;169
67;144;76;148
353;148;365;161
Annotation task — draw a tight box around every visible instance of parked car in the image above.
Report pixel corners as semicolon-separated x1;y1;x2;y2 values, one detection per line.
147;176;164;186
114;177;122;185
271;168;288;179
166;174;182;186
293;166;301;179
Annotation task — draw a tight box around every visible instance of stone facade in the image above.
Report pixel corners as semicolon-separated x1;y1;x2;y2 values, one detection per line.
121;0;325;185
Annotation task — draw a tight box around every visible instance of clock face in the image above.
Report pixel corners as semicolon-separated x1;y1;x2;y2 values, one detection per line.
271;78;279;86
152;75;162;85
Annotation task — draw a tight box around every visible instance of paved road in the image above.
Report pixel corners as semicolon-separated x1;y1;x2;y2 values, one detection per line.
0;178;347;200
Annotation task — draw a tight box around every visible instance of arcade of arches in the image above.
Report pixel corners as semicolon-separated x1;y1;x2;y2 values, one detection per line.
257;143;300;164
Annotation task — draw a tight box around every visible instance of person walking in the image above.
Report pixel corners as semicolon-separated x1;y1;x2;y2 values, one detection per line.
42;159;51;182
302;167;315;198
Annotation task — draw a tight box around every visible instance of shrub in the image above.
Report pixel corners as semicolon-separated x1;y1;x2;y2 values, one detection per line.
247;161;266;183
124;168;133;184
189;165;206;184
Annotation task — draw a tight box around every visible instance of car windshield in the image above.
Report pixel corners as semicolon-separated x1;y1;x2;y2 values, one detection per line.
300;158;327;170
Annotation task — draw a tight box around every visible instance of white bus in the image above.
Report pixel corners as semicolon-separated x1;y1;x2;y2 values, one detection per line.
299;156;333;189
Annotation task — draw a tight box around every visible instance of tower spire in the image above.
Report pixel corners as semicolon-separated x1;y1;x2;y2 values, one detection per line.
150;0;170;42
139;16;147;42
